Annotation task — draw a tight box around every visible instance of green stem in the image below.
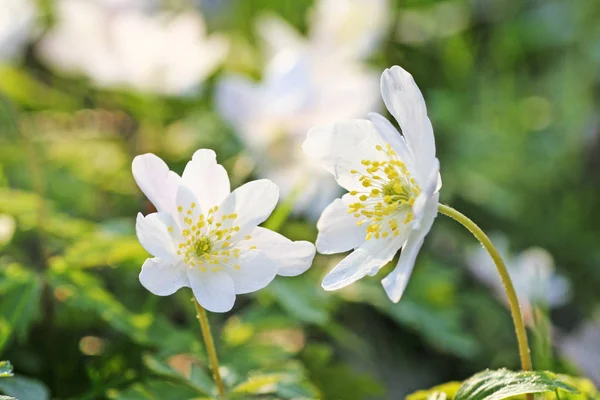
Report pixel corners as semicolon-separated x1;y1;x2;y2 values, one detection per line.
193;298;227;399
437;204;533;372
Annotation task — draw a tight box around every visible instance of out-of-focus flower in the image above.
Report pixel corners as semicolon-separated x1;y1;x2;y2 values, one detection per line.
0;0;37;63
217;0;386;217
558;315;600;386
258;0;389;62
132;149;315;312
466;235;571;322
217;52;379;218
303;66;442;303
37;0;228;96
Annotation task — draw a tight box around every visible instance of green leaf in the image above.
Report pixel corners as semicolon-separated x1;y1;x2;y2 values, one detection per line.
0;375;50;400
406;382;461;400
106;380;209;400
0;362;12;378
454;369;578;400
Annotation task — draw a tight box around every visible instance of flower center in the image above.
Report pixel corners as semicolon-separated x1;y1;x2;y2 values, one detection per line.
171;204;253;272
347;144;421;240
193;236;213;257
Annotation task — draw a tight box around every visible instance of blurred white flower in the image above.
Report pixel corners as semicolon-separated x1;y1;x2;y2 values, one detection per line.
132;149;315;312
258;0;389;62
217;0;387;217
37;0;228;96
466;235;571;322
217;51;379;218
0;0;37;63
303;66;441;303
558;315;600;386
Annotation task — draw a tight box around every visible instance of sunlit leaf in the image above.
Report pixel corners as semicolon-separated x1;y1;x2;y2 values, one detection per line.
0;362;12;378
454;369;577;400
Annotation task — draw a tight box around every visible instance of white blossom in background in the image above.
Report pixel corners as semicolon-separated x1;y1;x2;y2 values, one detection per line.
303;66;442;303
466;235;571;322
258;0;388;62
0;0;37;63
558;316;600;386
216;0;387;218
37;0;228;96
132;149;315;312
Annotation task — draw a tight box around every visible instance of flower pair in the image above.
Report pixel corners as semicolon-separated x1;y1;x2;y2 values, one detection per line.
134;65;441;310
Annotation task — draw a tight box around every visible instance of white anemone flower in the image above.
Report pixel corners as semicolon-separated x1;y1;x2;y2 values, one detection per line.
217;52;379;218
303;65;441;302
0;0;37;63
37;0;227;96
467;235;571;322
132;149;315;312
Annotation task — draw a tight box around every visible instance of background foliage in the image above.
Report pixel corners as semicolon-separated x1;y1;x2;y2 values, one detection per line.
1;0;599;399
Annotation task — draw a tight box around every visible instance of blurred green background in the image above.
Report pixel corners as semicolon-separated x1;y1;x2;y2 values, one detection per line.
1;0;600;399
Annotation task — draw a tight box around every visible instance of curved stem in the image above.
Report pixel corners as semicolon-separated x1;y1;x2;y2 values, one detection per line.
193;298;227;399
438;204;533;372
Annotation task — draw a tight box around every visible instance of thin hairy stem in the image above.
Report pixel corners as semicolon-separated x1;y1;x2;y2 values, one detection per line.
193;298;227;399
438;204;533;372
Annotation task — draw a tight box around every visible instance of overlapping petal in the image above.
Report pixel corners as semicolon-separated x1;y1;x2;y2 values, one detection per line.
322;234;404;291
381;192;439;302
240;227;316;277
315;195;365;254
132;153;180;215
188;269;236;313
228;249;278;294
215;179;279;242
182;149;230;211
380;66;436;183
135;212;178;260
139;258;189;296
302;119;387;192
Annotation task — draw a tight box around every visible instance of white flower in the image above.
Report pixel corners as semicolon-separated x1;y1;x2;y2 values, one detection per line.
258;0;389;62
216;0;386;218
132;149;315;312
37;0;227;96
217;52;379;218
303;65;441;302
467;235;571;320
0;0;37;63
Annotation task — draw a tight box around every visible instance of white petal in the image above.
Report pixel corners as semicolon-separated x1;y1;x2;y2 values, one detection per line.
412;158;440;221
182;149;230;212
302;119;387;192
175;185;201;229
228;249;278;294
380;66;436;183
381;192;439;302
322;235;402;291
188;269;236;313
240;227;315;277
215;179;279;242
132;153;180;215
139;257;189;296
135;212;177;260
368;112;414;169
316;195;365;254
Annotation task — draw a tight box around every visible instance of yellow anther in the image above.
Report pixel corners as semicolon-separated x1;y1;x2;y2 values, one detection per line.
361;160;371;166
359;195;368;201
375;145;383;151
233;264;241;270
350;190;358;195
168;226;173;232
245;235;251;240
178;206;183;212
